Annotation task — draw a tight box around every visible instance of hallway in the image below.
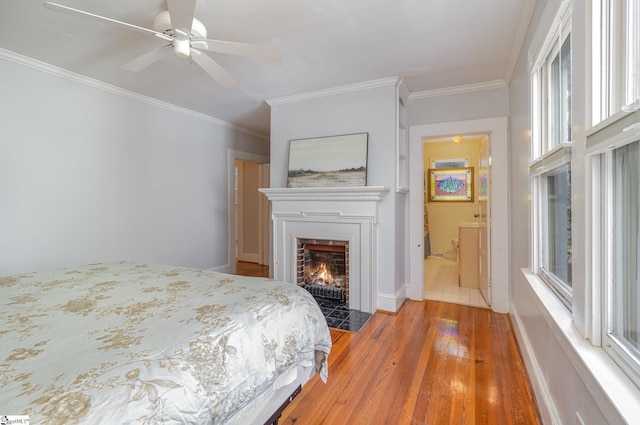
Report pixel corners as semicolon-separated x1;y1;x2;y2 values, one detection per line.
424;258;489;308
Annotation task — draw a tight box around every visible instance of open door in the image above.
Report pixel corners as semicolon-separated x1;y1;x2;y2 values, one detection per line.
236;160;260;263
478;135;491;305
236;160;269;265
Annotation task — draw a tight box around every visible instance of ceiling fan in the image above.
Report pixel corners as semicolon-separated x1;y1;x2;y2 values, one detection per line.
43;0;283;87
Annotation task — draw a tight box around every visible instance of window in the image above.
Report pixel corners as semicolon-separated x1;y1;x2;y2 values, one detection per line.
588;0;640;389
592;0;640;124
531;152;573;307
588;121;640;388
549;34;572;148
541;163;572;288
609;141;640;374
530;2;573;307
531;2;572;160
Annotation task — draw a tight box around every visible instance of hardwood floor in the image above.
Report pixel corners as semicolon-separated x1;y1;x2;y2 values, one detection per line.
234;262;542;424
235;260;269;278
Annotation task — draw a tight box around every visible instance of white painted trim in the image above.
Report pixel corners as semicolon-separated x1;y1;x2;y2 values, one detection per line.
377;286;407;313
510;301;562;425
0;48;267;140
408;117;510;313
208;264;231;273
262;187;389;314
266;77;401;106
259;186;390;202
520;269;640;424
408;80;508;100
528;0;572;70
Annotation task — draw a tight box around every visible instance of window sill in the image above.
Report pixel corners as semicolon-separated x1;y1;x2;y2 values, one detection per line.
521;269;640;424
586;108;635;138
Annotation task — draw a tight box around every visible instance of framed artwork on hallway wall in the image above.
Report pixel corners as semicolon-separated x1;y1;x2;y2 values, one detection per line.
427;167;474;202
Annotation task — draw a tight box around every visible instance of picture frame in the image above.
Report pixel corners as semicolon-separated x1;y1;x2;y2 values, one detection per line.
427;167;474;202
432;158;469;169
287;133;368;188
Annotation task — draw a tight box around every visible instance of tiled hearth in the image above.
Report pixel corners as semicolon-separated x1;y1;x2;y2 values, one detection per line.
313;296;371;332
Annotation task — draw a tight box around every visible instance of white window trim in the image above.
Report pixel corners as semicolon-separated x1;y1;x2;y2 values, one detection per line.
530;142;574;305
529;0;574;309
530;1;573;160
591;0;640;125
586;109;640;390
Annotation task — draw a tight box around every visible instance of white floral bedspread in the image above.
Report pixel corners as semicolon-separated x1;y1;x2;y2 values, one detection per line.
0;262;331;424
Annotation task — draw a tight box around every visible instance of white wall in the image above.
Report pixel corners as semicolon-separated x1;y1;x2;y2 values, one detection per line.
268;80;407;310
409;87;509;125
0;55;268;276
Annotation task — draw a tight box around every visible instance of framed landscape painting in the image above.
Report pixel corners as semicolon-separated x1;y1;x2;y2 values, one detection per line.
287;133;368;188
428;167;474;202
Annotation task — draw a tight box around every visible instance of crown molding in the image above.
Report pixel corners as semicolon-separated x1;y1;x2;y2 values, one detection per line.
408;79;508;100
266;77;401;106
0;48;268;141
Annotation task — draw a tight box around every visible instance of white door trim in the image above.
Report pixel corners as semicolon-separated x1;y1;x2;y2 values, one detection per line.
227;149;269;274
408;117;509;313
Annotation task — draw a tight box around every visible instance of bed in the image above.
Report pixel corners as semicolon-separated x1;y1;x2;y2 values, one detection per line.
0;261;331;424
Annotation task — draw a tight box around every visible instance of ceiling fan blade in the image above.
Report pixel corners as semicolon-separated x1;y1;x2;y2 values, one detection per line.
121;46;170;71
167;0;196;39
199;39;283;61
190;50;238;88
44;2;172;41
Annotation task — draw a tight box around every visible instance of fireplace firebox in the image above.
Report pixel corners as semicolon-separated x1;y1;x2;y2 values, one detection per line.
297;239;349;306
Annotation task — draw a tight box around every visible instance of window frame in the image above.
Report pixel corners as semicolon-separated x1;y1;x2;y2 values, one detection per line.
588;0;640;389
531;1;573;161
587;111;640;389
530;145;574;308
529;1;574;308
592;0;640;125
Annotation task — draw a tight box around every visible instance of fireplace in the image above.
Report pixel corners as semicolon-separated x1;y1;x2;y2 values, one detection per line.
297;239;349;305
259;186;389;313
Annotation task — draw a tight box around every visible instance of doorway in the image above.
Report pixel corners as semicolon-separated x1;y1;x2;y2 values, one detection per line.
227;150;269;274
422;133;490;308
408;117;510;314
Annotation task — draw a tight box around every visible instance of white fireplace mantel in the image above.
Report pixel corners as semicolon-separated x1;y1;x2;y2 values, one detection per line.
259;186;389;202
259;186;389;313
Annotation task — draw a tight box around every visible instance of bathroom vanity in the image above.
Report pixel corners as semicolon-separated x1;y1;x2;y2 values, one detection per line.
458;222;479;288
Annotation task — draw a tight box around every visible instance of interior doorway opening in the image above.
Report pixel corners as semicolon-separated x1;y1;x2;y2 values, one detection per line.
408;117;509;314
421;133;490;308
227;150;269;275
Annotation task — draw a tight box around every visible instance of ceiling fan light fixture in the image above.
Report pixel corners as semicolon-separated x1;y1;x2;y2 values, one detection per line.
153;10;207;39
173;38;190;58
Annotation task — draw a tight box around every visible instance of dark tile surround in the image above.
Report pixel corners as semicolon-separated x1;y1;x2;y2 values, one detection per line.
313;296;372;333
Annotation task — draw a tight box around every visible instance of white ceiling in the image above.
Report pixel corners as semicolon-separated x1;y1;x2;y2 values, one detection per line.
0;0;533;137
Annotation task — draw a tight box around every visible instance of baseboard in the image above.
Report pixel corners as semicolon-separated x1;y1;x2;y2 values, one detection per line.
209;263;231;273
509;301;562;425
377;285;406;313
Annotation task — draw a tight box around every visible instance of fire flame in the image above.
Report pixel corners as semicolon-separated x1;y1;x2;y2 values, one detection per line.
312;263;333;285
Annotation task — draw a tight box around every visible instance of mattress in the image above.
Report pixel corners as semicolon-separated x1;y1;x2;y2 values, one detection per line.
0;262;331;424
